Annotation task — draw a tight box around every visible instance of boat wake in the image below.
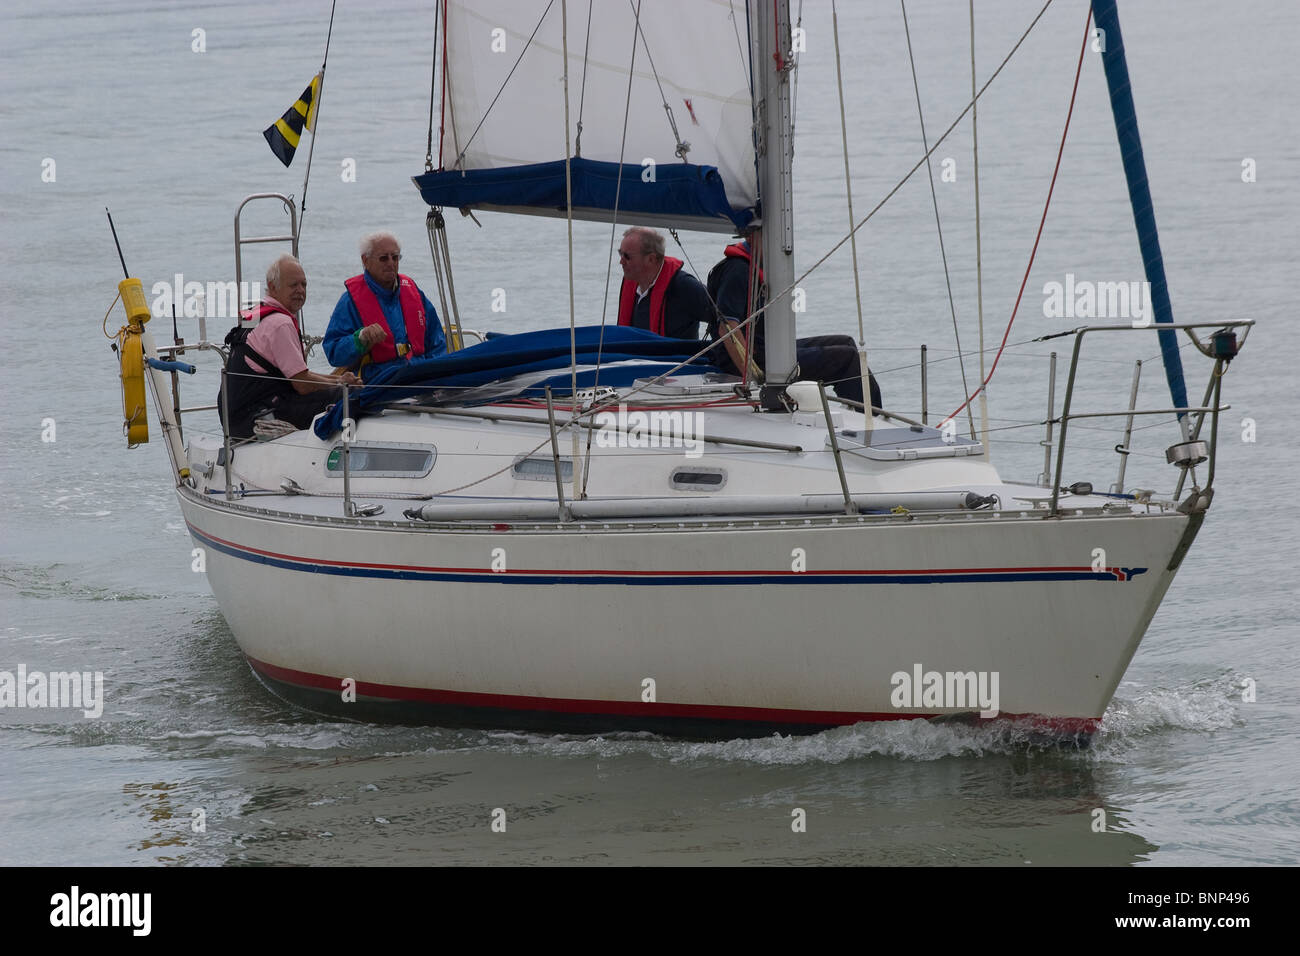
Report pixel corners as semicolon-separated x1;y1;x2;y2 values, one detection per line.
1092;677;1244;748
484;720;1070;764
480;679;1249;765
0;561;158;602
2;678;1246;783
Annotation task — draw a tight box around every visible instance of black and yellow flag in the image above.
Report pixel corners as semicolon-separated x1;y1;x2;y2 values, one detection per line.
263;73;321;167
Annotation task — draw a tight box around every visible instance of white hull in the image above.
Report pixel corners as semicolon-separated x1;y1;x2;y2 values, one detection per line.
181;474;1198;738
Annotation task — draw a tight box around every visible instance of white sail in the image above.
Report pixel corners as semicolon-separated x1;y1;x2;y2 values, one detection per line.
439;0;758;216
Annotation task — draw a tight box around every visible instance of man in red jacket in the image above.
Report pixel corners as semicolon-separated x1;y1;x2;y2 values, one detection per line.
616;227;712;341
323;232;447;380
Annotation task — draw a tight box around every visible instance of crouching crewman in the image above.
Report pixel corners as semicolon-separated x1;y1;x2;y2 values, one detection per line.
219;254;359;439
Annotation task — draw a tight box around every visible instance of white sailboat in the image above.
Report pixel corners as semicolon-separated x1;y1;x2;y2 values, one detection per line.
109;0;1248;741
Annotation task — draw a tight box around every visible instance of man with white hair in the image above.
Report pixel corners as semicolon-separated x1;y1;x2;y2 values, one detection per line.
323;232;446;380
219;255;360;439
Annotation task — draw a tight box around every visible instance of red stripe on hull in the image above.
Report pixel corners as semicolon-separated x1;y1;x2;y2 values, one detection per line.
245;655;1100;737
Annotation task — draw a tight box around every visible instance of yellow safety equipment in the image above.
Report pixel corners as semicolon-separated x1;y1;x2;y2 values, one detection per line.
116;277;151;446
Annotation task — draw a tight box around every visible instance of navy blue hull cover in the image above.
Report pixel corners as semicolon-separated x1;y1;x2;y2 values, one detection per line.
313;325;717;438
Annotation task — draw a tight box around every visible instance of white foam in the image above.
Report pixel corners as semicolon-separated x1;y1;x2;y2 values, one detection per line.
485;718;1059;765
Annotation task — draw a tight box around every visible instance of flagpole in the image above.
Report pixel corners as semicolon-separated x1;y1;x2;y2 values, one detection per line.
296;0;337;242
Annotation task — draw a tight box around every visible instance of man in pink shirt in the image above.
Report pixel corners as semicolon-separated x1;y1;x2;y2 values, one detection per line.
219;255;360;439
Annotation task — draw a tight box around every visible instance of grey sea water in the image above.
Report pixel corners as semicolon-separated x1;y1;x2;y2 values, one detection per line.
1;0;1297;868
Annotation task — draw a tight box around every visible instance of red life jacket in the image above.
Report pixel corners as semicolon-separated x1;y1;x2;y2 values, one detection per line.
344;274;428;364
617;257;684;336
722;242;765;286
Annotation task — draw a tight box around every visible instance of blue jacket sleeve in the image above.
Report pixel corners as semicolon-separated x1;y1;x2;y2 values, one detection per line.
323;292;367;368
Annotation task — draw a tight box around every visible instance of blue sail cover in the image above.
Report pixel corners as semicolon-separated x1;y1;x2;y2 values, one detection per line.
1093;0;1189;418
312;326;719;439
414;158;753;234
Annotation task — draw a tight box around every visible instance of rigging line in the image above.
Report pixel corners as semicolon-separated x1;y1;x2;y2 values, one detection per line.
674;229;757;387
432;435;556;496
452;0;558;169
568;0;1060;418
438;0;451;168
830;3;865;346
832;1;873;429
727;0;748;84
900;0;975;441
592;0;642;368
753;1;1061;352
941;2;1091;427
320;0;336;70
666;228;705;282
426;390;798;500
426;0;440;171
743;240;761;385
582;0;644;497
562;0;581;502
625;0;689;160
732;0;758;215
1129;416;1184;433
574;0;594;156
970;0;989;451
697;0;1061;380
101;292;123;338
296;0;337;243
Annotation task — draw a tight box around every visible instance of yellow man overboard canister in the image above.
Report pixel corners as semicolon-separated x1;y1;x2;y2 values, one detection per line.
116;276;152;446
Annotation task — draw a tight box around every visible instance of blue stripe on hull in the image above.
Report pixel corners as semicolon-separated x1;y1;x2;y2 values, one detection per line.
189;525;1146;586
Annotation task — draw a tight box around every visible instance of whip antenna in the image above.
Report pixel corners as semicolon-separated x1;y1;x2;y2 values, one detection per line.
106;207;130;278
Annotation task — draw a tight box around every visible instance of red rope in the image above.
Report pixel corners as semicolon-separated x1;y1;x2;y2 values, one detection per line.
507;397;755;413
942;5;1094;427
772;0;786;71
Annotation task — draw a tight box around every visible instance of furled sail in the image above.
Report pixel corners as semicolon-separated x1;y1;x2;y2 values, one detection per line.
1093;0;1189;423
414;0;757;233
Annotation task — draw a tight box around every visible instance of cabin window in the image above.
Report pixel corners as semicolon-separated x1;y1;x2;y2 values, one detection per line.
670;468;726;491
513;456;573;482
325;443;435;477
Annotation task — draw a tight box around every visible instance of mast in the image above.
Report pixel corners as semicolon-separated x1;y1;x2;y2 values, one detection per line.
1092;0;1189;436
751;0;797;407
